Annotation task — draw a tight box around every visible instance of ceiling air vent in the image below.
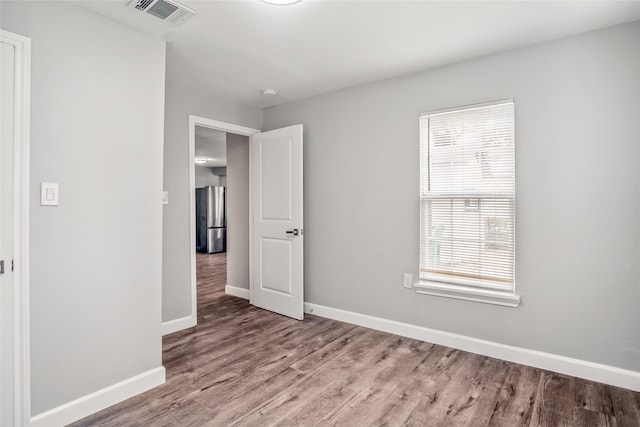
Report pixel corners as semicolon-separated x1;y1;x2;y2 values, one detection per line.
128;0;196;26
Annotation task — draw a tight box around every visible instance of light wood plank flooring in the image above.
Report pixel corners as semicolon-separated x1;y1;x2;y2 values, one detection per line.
72;253;640;426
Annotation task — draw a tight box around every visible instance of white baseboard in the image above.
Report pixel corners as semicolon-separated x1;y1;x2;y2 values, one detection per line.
162;314;196;336
30;366;166;427
226;285;249;300
304;302;640;392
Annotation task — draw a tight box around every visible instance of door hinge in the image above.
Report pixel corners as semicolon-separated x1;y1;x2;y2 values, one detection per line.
0;260;15;274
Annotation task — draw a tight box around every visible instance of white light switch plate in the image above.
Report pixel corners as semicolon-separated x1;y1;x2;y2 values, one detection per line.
403;273;413;289
41;183;59;206
162;191;169;205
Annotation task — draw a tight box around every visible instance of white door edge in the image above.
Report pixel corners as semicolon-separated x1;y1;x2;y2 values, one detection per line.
0;29;31;426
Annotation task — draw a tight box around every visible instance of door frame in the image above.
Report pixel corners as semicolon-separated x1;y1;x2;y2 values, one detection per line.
184;115;260;331
0;29;31;426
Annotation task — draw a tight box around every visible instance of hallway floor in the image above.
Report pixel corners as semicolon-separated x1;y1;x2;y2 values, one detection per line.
71;253;640;426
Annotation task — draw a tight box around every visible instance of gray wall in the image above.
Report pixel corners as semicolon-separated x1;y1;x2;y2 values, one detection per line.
195;166;221;188
163;84;262;322
1;1;166;415
226;133;250;290
264;22;640;371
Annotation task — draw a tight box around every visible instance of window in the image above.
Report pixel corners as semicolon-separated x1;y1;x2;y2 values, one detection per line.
416;100;519;307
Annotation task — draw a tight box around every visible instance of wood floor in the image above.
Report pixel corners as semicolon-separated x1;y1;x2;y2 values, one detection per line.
72;253;640;426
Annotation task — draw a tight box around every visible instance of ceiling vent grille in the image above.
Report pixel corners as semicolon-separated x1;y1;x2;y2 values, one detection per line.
129;0;196;26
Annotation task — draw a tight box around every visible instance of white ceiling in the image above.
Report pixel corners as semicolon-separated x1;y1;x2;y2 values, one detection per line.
195;126;226;167
77;1;640;108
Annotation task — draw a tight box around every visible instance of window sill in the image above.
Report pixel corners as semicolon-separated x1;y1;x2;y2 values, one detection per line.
413;281;521;308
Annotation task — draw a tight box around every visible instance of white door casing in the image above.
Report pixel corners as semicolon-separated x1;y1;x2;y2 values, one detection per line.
1;40;16;427
250;125;304;320
0;29;31;427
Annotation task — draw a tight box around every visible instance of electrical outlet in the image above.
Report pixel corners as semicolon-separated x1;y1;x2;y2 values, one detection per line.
403;273;413;289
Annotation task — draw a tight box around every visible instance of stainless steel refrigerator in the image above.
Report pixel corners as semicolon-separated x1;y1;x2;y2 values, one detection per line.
196;186;226;253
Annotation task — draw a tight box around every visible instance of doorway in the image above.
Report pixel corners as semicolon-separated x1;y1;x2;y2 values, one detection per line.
188;116;259;325
193;126;231;309
165;116;305;335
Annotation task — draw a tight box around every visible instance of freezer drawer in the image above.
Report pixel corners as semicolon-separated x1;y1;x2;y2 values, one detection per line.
207;227;226;254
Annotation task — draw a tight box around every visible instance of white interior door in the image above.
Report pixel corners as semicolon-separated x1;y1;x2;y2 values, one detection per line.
250;125;304;320
0;40;16;427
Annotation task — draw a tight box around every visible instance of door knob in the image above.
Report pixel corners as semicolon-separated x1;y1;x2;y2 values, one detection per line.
285;229;299;236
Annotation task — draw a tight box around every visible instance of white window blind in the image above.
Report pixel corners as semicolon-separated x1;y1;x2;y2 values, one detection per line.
419;101;515;291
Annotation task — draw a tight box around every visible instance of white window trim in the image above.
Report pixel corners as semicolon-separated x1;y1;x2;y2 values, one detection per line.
414;280;520;307
419;271;513;292
417;98;520;308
